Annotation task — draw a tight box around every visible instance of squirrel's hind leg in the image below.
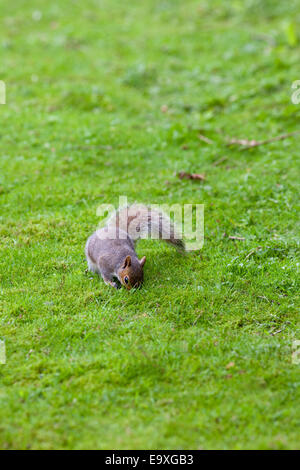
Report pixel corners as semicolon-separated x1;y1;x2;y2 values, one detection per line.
86;257;99;273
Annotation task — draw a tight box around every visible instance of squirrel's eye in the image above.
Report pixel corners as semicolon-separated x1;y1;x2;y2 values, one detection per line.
124;276;129;284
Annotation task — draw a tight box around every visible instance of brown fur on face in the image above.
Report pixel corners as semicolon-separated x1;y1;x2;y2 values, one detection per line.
118;255;146;290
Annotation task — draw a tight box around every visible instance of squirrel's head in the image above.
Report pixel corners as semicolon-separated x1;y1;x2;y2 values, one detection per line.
118;255;146;290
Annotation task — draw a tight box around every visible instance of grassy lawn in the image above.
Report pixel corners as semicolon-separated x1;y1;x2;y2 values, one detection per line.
0;0;299;450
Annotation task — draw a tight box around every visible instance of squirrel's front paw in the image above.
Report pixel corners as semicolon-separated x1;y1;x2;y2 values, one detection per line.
104;279;121;289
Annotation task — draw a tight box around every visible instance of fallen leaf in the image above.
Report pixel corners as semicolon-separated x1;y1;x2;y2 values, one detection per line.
226;361;235;369
178;171;205;181
213;156;228;166
227;138;259;147
198;133;213;144
245;249;256;259
270;328;284;336
226;131;300;150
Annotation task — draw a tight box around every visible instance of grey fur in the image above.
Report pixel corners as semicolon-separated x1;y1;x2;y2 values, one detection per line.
85;205;185;289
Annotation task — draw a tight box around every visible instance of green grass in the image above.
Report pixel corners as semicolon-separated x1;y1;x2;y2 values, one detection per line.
0;0;299;450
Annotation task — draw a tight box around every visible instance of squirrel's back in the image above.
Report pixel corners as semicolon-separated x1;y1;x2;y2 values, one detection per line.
106;204;185;250
85;204;184;290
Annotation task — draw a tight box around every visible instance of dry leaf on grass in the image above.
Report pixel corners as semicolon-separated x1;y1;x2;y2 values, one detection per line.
226;130;300;150
198;133;213;144
212;156;228;166
227;138;259;147
226;361;235;369
178;171;205;181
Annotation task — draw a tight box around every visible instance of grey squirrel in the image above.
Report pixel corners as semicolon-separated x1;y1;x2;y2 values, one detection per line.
85;204;184;290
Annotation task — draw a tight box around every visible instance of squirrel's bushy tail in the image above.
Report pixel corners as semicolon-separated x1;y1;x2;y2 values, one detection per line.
108;204;185;250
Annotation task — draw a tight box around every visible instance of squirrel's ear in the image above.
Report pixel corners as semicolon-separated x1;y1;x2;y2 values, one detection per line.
139;256;146;267
123;255;131;268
